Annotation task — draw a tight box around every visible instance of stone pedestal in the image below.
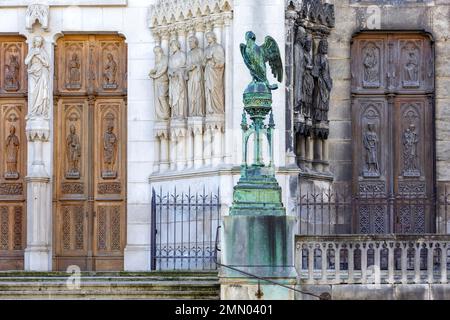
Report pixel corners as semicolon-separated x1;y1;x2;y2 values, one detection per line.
24;118;52;271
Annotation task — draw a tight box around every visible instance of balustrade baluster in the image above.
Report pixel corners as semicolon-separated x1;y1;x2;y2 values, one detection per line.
348;246;354;284
427;243;434;284
401;244;407;284
374;243;381;285
388;244;394;283
361;244;368;284
308;243;314;283
440;242;447;284
335;243;340;284
322;244;327;282
414;243;421;284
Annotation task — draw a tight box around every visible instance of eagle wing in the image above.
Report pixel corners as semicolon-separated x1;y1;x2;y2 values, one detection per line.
240;43;254;77
261;36;283;83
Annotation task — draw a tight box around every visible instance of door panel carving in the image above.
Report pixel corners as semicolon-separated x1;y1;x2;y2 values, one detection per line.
0;36;27;270
54;35;126;271
352;33;434;234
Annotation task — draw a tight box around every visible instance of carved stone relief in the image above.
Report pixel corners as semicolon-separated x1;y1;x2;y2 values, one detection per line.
66;43;83;90
187;36;205;117
25;36;50;119
168;39;188;119
4;46;20;92
149;46;170;120
204;32;225;115
313;39;332;124
402;123;420;177
25;3;49;31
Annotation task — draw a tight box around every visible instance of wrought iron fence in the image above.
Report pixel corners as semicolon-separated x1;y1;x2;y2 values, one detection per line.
297;188;450;235
151;187;221;271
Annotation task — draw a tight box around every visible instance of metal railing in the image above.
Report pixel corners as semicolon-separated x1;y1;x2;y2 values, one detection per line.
297;189;450;235
151;187;221;271
296;234;450;285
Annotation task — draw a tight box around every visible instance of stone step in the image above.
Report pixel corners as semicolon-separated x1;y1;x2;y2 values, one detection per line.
0;272;220;300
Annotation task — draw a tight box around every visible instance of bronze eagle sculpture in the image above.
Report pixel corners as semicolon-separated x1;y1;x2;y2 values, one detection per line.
240;31;283;90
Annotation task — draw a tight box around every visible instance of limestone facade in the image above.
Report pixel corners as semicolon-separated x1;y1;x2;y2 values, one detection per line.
0;0;449;272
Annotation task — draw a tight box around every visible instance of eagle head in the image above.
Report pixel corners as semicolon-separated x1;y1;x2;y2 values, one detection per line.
245;31;256;42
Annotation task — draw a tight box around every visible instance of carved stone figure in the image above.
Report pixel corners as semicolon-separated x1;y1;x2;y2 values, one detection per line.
66;124;81;179
25;36;50;119
103;53;118;89
363;44;379;85
187;36;205;117
363;123;380;177
294;28;305;113
5;55;20;91
5;125;19;180
313;39;333;122
301;35;314;119
68;52;81;89
403;124;420;176
168;40;188;119
102;123;118;179
149;46;170;120
404;48;419;85
204;32;226;114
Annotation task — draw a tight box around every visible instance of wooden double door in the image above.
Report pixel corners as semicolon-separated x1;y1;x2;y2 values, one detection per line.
53;35;127;271
351;32;435;234
0;36;28;270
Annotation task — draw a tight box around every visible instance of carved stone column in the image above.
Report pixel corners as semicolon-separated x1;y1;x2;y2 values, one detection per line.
188;117;203;169
207;115;224;167
203;125;212;167
24;29;53;271
223;13;233;165
154;121;169;173
170;120;187;171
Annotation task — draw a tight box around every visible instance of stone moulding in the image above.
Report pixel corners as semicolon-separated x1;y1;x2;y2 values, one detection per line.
0;0;127;6
148;0;233;31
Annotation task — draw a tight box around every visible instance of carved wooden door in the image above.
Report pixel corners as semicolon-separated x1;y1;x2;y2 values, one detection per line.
351;32;435;234
53;35;127;271
0;36;27;270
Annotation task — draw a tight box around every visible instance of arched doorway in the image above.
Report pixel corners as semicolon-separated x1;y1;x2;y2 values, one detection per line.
53;34;127;271
351;32;435;234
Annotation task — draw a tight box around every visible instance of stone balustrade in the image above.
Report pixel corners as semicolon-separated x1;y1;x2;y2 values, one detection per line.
295;235;450;285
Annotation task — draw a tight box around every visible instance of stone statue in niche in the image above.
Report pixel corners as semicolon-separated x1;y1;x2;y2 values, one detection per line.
363;44;379;86
149;46;170;121
66;124;81;179
403;124;420;177
403;47;419;87
5;55;20;91
168;40;188;119
67;52;81;89
363;123;380;177
301;35;314;120
102;121;118;179
294;28;305;114
5;125;19;180
103;53;118;89
313;39;332;123
187;36;205;117
204;31;225;115
25;36;50;119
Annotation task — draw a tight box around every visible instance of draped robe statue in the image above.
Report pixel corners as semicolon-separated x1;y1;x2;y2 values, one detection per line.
25;36;50;119
5;125;19;179
66;124;81;178
187;36;205;117
204;32;225;115
313;40;333;122
168;40;188;119
149;46;170;120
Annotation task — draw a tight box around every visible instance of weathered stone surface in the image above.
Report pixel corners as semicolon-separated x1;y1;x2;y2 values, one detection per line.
332;284;395;300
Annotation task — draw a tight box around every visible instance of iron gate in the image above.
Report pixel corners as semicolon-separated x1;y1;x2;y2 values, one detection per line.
151;187;221;270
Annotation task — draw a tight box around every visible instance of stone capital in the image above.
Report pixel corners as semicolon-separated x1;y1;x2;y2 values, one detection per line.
26;118;50;142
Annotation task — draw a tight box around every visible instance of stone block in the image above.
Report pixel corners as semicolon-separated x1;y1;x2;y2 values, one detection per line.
128;141;154;162
127;181;152;204
331;284;395;300
329;141;352;161
102;7;124;30
296;284;332;301
436;141;450;161
329;121;352;140
126;222;151;245
128;120;153;141
430;284;450;300
394;284;430;300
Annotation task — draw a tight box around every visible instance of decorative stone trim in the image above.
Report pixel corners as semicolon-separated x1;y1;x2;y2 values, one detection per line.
26;2;49;31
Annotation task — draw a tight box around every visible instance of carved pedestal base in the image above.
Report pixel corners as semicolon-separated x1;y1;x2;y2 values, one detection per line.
24;176;51;271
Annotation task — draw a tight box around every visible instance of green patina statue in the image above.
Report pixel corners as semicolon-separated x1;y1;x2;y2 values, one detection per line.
229;32;286;216
240;31;283;90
